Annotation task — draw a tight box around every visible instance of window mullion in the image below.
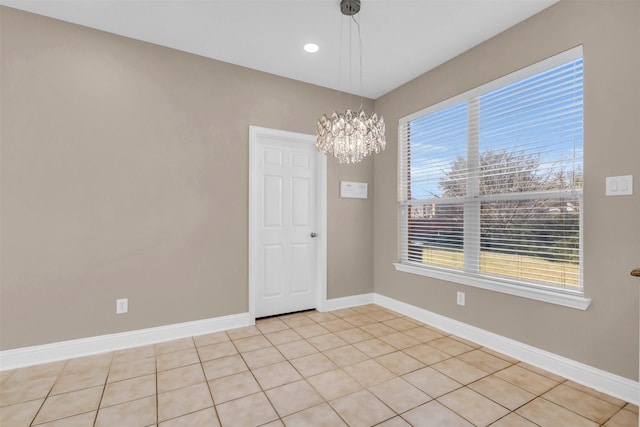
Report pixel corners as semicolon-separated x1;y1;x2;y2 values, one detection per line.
464;97;480;273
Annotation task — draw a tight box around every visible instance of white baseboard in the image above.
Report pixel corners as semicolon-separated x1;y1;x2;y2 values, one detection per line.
323;293;375;312
374;293;639;405
0;312;250;371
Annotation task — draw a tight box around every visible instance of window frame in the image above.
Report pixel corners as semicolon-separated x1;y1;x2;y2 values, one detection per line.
395;46;591;310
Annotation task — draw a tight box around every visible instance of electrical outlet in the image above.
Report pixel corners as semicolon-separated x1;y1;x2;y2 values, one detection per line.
116;298;128;314
456;291;465;306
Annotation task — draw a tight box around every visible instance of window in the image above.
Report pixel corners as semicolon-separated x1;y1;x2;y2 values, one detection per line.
397;47;588;308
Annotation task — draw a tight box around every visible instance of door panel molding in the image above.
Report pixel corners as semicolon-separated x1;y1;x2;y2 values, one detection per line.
249;126;327;323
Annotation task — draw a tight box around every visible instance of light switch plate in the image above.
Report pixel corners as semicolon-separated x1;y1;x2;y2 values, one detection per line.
606;175;633;196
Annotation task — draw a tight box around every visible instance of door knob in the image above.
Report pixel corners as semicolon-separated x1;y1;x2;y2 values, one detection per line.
310;232;317;238
631;268;640;277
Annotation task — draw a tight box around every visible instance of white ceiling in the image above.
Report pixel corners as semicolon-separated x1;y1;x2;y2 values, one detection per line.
1;0;559;99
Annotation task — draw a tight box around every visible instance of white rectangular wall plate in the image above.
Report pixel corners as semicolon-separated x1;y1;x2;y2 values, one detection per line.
340;181;368;199
606;175;633;196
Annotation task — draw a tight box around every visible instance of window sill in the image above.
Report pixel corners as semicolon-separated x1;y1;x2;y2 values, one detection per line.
393;262;591;310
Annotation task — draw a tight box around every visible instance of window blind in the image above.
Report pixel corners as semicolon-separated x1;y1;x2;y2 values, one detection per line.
399;47;583;293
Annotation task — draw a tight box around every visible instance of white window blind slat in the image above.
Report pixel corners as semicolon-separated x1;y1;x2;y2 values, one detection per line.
398;47;584;293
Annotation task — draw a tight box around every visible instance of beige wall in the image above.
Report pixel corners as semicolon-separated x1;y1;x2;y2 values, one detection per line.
373;0;640;380
0;6;374;350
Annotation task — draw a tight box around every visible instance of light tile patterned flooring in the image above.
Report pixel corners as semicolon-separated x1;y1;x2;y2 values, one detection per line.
0;304;637;426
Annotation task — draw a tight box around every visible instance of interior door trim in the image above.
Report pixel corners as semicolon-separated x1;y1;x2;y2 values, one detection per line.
248;126;327;324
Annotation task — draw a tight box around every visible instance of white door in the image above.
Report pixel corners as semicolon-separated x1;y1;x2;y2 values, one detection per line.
249;127;326;319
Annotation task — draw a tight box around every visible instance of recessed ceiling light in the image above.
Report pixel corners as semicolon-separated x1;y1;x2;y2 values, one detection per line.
304;43;319;53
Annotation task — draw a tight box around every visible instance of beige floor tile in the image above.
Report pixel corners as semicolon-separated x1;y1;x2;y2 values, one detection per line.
265;379;324;417
307;333;348;351
276;339;319;359
196;341;237;361
518;362;566;383
0;376;56;406
367;310;400;322
158;407;220;427
112;345;155;364
256;318;289;334
10;361;65;383
155;338;194;355
226;325;261;340
403;326;444;343
324;345;370;367
201;354;248;380
457;349;512;374
241;346;285;369
360;322;398;337
157;382;213;422
33;386;102;425
259;419;284;427
335;327;374;344
62;354;112;375
0;399;43;427
375;351;425;376
432;358;488;384
306;311;339;323
369;377;431;413
438;386;510;426
0;370;15;386
307;369;363;401
543;383;621;424
281;316;316;328
232;335;272;353
468;375;536;410
95;395;156;427
625;403;639;414
330;389;395;427
384;317;420;331
480;347;520;364
450;336;481;349
193;331;230;347
344;314;379;327
319;319;354;333
107;356;156;383
289;353;337;377
293;324;330;339
565;380;628;407
156;348;200;371
252;361;302;390
604;408;638;427
330;307;360;318
380;332;421;350
403;367;462;398
376;416;412;427
101;374;156;407
157;364;204;394
50;369;108;395
403;343;451;365
353;338;397;358
495;365;559;395
216;392;278;427
208;371;261;404
344;359;395;387
33;411;97;427
428;336;474;356
282;403;347;427
402;400;474;426
265;329;303;345
517;397;598;427
490;413;539;426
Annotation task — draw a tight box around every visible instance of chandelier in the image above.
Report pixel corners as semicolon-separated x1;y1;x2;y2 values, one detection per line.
316;0;386;164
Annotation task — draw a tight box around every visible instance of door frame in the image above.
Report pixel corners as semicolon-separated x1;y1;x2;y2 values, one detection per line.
248;126;327;324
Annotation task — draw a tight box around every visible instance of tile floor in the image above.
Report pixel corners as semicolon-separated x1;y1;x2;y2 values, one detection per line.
0;304;637;426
